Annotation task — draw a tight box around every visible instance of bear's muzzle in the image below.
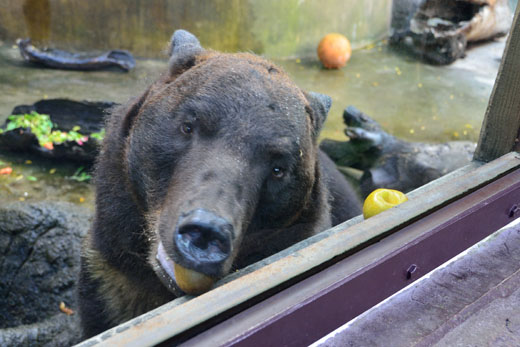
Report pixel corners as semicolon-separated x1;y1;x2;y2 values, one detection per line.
174;208;233;276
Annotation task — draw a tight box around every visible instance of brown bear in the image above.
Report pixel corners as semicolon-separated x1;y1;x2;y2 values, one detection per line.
78;29;361;338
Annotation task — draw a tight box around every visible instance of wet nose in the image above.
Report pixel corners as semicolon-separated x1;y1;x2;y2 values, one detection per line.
174;209;233;275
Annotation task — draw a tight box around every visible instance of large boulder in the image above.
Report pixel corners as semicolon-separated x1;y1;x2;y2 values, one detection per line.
0;202;91;346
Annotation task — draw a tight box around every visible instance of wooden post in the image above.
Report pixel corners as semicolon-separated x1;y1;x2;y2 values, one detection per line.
474;4;520;162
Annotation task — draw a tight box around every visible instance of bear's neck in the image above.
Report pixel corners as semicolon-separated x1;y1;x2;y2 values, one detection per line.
92;127;156;284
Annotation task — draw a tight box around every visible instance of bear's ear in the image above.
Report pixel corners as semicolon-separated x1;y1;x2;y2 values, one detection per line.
168;29;204;76
305;91;332;137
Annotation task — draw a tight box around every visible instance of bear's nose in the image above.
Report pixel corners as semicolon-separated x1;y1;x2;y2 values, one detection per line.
174;209;233;275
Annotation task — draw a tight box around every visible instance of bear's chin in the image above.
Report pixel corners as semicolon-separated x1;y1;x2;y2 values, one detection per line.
153;241;185;296
154;241;216;296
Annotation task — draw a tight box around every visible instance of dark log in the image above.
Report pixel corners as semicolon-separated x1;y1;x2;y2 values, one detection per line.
0;99;116;164
16;38;136;72
320;106;475;197
390;0;512;64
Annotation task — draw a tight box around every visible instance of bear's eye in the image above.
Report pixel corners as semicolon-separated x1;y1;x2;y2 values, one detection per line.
181;122;193;135
272;167;285;179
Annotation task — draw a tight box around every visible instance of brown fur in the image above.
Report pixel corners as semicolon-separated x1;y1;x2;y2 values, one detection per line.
78;30;361;339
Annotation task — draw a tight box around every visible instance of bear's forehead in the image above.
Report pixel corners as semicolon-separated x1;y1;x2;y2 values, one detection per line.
176;93;308;143
190;54;304;103
159;52;311;134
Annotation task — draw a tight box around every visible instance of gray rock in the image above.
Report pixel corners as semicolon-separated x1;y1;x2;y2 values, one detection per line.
0;201;92;346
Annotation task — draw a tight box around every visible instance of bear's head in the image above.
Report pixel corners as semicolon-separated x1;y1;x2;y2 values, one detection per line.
117;30;332;295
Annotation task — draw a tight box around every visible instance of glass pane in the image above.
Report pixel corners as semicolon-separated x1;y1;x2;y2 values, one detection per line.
0;0;516;344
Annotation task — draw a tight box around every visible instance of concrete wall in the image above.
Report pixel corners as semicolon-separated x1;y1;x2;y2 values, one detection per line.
0;0;392;58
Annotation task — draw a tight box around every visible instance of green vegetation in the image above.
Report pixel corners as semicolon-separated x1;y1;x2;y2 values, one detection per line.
0;112;100;183
90;129;105;140
0;112;53;144
0;112;105;147
69;166;92;182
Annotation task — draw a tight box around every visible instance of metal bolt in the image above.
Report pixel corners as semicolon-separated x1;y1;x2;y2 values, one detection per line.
406;264;418;280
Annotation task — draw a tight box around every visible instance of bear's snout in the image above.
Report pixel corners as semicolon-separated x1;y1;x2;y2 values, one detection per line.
174;208;233;275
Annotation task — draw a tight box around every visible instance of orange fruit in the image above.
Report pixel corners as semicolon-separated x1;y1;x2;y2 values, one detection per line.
0;167;13;175
174;263;214;295
363;188;408;219
317;33;352;69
